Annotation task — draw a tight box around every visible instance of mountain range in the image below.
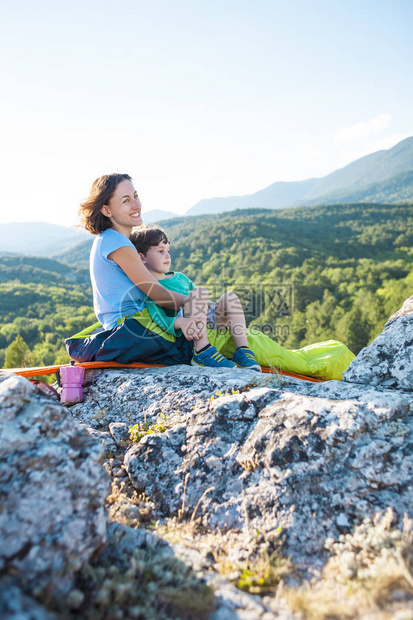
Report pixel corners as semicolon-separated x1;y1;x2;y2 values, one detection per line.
0;209;179;257
0;222;91;257
1;136;412;256
186;136;413;215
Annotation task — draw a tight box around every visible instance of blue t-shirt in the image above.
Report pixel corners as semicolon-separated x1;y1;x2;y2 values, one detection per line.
90;228;146;330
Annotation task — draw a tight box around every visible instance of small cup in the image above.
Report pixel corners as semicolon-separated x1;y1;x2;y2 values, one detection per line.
60;365;85;405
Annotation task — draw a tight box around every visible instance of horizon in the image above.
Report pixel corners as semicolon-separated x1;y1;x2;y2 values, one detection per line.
1;133;412;229
1;0;412;227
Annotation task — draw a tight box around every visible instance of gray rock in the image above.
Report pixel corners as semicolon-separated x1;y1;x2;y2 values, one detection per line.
0;579;57;619
343;297;413;391
109;421;130;445
70;365;263;430
0;371;110;596
3;300;413;617
336;513;351;528
113;368;413;567
125;433;183;512
387;294;413;324
0;578;56;620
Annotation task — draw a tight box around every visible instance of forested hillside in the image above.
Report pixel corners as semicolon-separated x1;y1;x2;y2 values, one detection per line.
1;203;412;370
165;203;413;353
0;256;94;369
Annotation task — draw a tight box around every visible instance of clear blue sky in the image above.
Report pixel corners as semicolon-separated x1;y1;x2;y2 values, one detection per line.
0;0;412;226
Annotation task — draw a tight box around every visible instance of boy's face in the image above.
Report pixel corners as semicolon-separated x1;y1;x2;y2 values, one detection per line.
141;241;171;275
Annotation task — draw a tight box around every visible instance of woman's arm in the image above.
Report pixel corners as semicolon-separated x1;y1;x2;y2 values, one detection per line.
108;246;187;310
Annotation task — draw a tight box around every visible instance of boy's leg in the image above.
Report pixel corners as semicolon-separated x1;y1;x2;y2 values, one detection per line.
184;288;236;368
208;294;261;370
213;296;229;329
184;287;209;351
217;292;248;349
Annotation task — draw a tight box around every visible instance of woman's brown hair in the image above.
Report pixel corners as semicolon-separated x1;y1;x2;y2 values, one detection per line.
78;173;132;235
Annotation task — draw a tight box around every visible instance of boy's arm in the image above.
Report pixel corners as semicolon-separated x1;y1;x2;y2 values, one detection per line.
145;272;198;337
174;316;204;341
146;298;181;336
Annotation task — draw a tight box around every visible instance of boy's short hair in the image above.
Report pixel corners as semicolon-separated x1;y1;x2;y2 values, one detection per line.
130;226;169;255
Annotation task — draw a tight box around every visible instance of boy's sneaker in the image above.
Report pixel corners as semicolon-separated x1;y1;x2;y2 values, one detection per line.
191;345;236;369
232;347;262;371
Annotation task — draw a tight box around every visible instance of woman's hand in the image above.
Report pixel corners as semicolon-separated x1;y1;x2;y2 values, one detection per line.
174;316;206;341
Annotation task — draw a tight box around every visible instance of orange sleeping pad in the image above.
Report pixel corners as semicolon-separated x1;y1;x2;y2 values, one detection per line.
5;361;324;383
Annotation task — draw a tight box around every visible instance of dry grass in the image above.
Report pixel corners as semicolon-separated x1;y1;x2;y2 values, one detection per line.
156;517;294;595
285;509;413;620
105;477;155;528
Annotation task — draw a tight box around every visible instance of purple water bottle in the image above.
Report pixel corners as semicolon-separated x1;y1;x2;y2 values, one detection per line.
60;362;85;405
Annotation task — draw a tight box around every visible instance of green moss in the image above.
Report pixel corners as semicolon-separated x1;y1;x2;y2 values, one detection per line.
221;547;292;594
129;414;169;443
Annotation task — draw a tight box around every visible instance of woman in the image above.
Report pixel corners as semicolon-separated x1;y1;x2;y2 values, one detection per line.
66;173;203;365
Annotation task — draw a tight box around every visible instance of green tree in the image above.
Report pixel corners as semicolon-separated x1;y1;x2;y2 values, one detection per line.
54;345;71;365
3;335;34;369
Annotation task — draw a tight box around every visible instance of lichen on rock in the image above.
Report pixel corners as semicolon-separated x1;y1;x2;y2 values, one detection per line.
0;371;110;598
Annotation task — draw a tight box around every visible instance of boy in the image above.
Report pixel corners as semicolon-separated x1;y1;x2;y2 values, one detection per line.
130;226;261;371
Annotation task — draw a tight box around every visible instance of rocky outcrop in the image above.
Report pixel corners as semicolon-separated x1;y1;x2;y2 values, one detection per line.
0;372;110;598
343;306;413;390
68;365;413;571
387;294;413;324
2;296;413;618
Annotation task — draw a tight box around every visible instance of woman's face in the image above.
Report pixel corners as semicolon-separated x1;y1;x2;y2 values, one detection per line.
101;180;142;234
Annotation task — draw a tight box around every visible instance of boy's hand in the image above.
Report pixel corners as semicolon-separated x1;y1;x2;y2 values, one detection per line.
174;316;205;341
